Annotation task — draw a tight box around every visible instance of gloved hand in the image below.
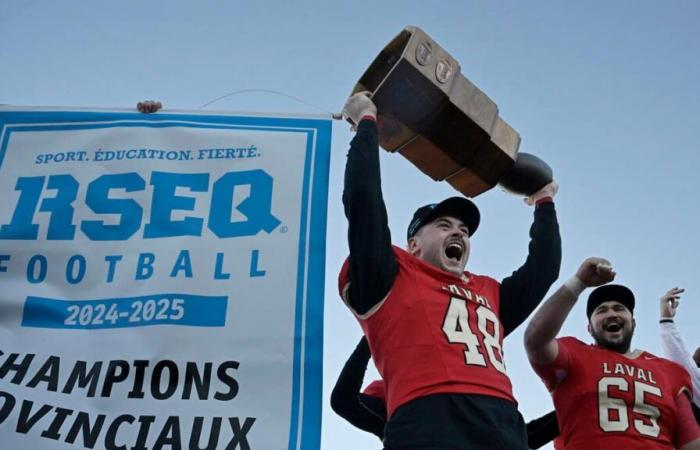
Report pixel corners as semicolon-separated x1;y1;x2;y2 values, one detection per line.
342;91;377;127
525;180;558;206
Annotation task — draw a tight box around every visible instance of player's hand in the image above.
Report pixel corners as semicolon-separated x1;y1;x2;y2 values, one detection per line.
575;257;615;287
659;287;684;319
342;91;377;130
137;100;162;113
524;180;559;206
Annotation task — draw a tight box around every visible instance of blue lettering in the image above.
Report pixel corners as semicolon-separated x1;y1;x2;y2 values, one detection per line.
209;170;280;238
135;253;155;280
249;249;266;277
0;176;44;240
80;173;145;241
105;255;122;283
144;172;209;238
41;175;78;240
214;253;230;280
0;255;10;273
1;169;281;241
66;254;86;284
170;250;193;278
27;255;47;283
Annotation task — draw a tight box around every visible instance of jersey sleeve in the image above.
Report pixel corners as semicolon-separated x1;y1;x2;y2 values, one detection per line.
672;362;694;400
362;380;386;403
673;392;700;447
339;247;410;319
660;321;700;406
532;337;575;391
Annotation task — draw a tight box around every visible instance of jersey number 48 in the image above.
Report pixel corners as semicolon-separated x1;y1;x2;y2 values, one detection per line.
442;297;507;374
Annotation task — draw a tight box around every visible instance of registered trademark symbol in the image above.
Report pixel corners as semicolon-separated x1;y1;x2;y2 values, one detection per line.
280;226;288;234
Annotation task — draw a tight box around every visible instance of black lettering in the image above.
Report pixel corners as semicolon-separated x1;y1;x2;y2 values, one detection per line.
214;361;239;401
104;414;134;450
101;360;130;397
127;360;149;399
0;353;35;384
65;412;106;449
225;417;255;450
132;415;156;450
153;416;182;450
151;360;178;400
190;416;221;450
63;361;103;397
27;356;61;392
183;362;212;400
40;406;73;440
0;391;17;424
16;400;52;434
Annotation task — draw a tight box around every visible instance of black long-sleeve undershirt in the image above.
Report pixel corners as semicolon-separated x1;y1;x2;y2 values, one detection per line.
330;337;387;438
526;411;560;449
343;119;397;316
343;119;561;335
500;201;561;336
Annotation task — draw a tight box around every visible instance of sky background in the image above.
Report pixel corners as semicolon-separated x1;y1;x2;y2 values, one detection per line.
2;1;699;449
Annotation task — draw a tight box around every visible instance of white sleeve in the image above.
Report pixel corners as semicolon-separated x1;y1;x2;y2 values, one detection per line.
660;321;700;405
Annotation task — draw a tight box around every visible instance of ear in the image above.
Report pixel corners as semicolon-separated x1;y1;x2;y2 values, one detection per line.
407;236;419;254
587;322;593;337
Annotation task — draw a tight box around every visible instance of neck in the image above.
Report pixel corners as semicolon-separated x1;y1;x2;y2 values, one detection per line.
621;349;642;359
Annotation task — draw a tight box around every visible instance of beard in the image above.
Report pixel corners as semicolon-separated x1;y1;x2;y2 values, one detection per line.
591;327;634;354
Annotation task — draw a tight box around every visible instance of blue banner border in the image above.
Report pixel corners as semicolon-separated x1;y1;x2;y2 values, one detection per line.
0;109;330;450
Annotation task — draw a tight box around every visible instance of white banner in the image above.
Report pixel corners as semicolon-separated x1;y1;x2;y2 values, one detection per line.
0;107;330;450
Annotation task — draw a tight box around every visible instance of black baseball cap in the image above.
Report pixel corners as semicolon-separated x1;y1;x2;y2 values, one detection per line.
406;197;480;240
586;284;635;319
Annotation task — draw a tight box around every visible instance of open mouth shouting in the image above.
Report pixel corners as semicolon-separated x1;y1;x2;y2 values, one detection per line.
603;319;623;334
445;240;465;262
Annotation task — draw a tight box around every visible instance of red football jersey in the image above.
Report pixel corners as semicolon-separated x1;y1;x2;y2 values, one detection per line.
363;380;386;403
534;336;692;450
339;246;515;417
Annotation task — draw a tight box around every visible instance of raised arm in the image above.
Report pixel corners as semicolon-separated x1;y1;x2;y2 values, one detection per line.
524;257;615;365
499;182;561;336
330;337;386;438
659;287;700;406
341;93;398;315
